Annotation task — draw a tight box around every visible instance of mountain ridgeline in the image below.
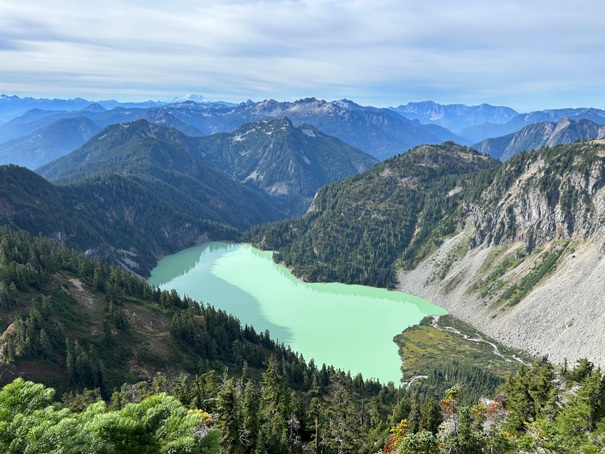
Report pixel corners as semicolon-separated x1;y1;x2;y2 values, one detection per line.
4;95;605;172
473;117;605;160
0;97;469;168
195;118;378;214
0;117;102;169
38;118;377;217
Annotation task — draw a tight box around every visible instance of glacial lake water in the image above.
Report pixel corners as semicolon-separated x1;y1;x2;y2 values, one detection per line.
148;242;447;384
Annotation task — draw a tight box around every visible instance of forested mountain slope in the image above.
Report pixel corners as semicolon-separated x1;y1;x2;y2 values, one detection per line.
39;118;377;217
36;119;284;228
196;118;378;215
248;142;499;288
0;165;241;275
250;140;605;367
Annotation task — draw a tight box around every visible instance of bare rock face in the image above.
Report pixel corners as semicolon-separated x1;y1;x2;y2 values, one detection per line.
398;140;605;368
470;144;605;249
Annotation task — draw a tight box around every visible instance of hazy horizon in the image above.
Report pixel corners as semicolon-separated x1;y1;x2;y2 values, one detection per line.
2;0;604;112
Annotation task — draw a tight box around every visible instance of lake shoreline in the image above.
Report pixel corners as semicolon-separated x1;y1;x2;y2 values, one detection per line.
149;241;447;385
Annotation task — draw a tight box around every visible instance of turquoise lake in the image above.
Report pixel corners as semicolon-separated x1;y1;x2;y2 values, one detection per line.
148;242;447;384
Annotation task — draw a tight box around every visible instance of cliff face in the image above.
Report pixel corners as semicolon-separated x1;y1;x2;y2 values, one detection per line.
471;144;605;248
398;140;605;366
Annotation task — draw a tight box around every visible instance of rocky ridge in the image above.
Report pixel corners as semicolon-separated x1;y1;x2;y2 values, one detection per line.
474;117;605;160
398;140;605;366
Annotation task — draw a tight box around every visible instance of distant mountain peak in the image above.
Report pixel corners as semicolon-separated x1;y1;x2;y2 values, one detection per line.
80;102;107;113
233;117;295;139
474;117;605;160
173;93;209;103
391;101;519;133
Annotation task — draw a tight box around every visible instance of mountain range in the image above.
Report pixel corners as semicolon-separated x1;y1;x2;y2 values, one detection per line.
0;94;167;123
0;117;102;169
166;97;468;160
474;117;605;160
4;95;605;170
390;100;519;132
0;106;205;168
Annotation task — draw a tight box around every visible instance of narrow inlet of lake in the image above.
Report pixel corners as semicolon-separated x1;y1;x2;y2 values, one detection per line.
148;242;447;384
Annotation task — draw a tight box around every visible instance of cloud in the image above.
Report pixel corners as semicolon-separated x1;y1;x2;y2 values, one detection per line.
1;0;604;110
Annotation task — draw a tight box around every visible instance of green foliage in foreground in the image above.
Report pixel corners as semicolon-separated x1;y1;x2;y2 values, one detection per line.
383;358;605;453
0;378;219;453
5;357;605;453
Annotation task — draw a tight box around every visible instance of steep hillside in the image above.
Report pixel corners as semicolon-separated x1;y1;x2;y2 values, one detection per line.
397;140;605;366
37;119;284;231
250;140;605;367
474;117;605;160
249;142;499;287
0;117;102;168
196;118;378;214
0;165;241;275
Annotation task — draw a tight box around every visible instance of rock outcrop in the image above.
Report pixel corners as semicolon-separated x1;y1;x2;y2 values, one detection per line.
398;140;605;366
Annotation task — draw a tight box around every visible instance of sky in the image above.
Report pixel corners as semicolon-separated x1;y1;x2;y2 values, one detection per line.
1;0;604;112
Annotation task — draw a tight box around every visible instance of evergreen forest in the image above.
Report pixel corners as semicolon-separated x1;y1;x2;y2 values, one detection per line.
1;226;605;452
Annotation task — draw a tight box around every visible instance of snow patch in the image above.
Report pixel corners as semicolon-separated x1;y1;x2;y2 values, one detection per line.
268;182;288;195
243;170;262;182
